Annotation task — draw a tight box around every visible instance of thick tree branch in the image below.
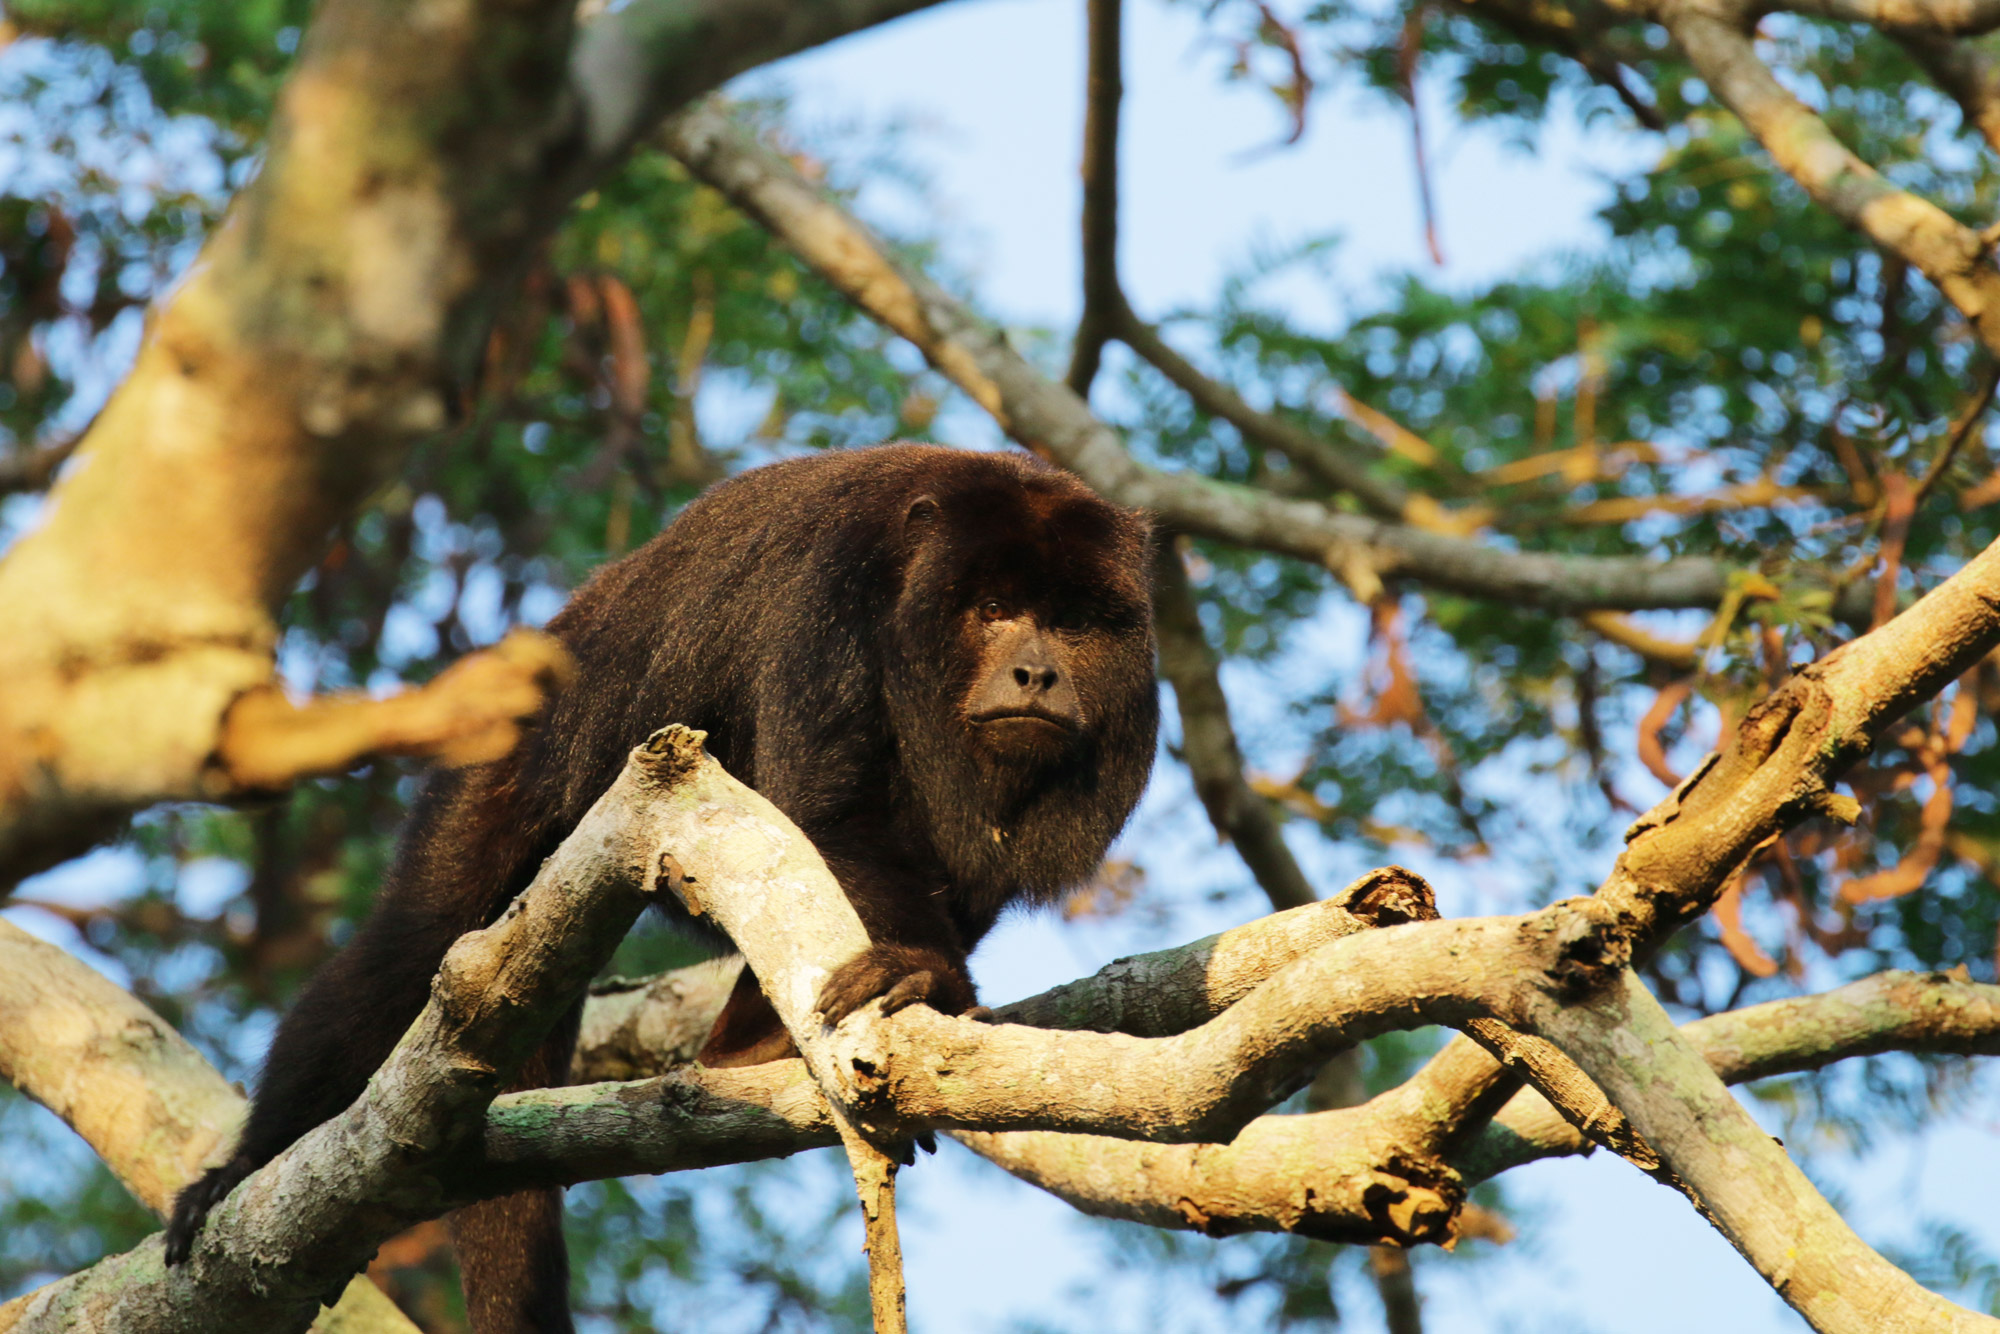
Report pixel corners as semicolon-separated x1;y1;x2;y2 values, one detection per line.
0;919;418;1334
1397;531;2000;1211
659;99;1810;617
0;0;953;884
1533;970;1999;1334
566;0;947;175
210;630;573;792
2;730;684;1334
24;905;1999;1268
572;955;745;1081
957;968;2000;1250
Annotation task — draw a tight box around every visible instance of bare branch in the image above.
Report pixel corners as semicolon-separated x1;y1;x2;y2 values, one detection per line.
566;0;950;174
211;630;573;791
572;956;744;1082
1462;968;2000;1178
1152;542;1320;910
660;99;1846;617
1065;0;1124;397
1388;532;2000;1206
956;968;2000;1251
1535;971;2000;1334
0;919;418;1334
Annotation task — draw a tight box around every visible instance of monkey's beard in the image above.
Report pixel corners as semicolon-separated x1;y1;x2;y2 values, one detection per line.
886;676;1154;910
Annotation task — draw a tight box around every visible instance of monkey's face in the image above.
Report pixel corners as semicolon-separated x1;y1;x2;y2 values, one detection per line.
961;597;1089;766
890;476;1155;775
881;459;1158;895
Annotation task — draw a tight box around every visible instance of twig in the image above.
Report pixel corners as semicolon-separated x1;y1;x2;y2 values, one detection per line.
837;1116;908;1334
1911;360;2000;511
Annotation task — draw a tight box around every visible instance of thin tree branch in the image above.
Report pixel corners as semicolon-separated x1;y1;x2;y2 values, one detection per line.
660;99;1877;620
1657;0;2000;359
1152;541;1320;910
1113;302;1421;524
1065;0;1124;398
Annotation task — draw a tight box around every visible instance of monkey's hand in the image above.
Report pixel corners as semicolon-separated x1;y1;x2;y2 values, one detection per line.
163;1152;256;1265
817;943;977;1025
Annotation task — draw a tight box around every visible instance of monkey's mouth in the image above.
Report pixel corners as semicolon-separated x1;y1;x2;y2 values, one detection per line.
969;707;1080;739
968;708;1080;752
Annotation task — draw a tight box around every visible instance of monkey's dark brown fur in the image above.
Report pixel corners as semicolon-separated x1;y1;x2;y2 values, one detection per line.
164;446;1158;1332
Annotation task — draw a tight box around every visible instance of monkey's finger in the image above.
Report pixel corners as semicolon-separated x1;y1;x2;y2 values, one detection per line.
879;970;937;1014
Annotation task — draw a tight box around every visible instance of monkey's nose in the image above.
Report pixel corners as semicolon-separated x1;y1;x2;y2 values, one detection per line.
1013;664;1059;691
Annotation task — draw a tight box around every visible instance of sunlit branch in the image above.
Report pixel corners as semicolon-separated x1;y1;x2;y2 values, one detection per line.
1656;0;2000;358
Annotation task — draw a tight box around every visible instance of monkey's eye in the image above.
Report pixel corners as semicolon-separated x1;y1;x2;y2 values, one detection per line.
1050;608;1089;632
976;600;1008;622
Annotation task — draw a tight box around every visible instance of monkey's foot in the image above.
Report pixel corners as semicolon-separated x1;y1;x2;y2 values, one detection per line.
163;1152;257;1265
818;943;977;1024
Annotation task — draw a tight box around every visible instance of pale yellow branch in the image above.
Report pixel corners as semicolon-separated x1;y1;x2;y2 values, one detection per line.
210;629;573;790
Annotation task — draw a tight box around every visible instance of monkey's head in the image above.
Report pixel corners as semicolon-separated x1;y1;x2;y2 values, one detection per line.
883;453;1158;900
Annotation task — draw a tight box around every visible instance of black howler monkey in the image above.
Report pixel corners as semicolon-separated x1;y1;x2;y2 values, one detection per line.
163;444;1159;1333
